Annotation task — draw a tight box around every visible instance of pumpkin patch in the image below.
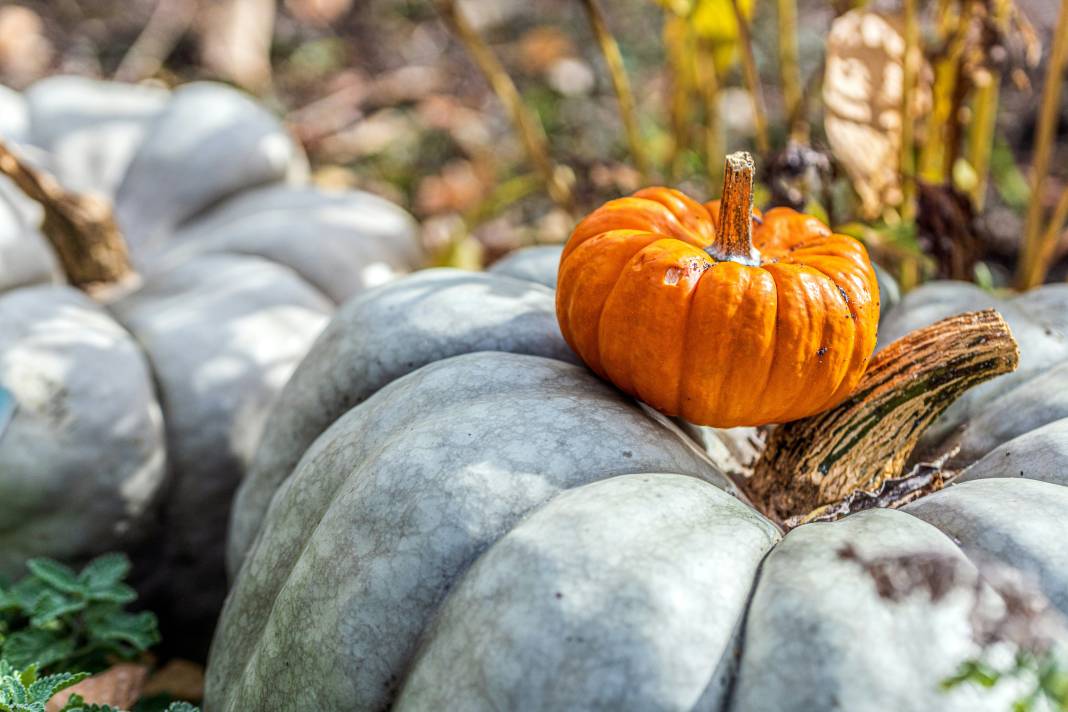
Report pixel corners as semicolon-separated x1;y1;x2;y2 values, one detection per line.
4;1;1068;710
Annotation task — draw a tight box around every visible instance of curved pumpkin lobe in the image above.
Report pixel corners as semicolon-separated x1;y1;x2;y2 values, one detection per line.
556;151;880;428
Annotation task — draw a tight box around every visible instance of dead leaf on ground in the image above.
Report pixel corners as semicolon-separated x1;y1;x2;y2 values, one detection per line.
142;658;206;703
46;663;148;712
0;6;53;88
518;26;576;75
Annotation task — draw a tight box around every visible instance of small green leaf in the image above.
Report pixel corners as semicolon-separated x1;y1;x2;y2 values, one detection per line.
84;583;135;607
28;592;84;628
24;561;82;597
16;666;35;689
78;556;130;593
84;610;159;653
8;579;51;612
2;629;77;670
26;671;88;702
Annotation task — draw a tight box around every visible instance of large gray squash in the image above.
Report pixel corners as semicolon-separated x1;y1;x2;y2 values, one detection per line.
227;268;579;574
211;257;1066;711
0;77;422;655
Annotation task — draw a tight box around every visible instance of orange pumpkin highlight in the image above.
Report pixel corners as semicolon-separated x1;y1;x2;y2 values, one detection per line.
556;152;880;427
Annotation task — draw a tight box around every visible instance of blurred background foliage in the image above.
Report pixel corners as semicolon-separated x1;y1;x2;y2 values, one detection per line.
1;0;1065;289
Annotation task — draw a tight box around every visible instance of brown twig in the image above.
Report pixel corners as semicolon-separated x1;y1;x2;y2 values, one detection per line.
664;15;694;181
114;0;198;82
1017;0;1068;288
776;0;804;142
695;39;724;188
966;68;999;210
900;0;920;220
436;0;574;212
579;0;649;181
728;0;770;155
1036;186;1068;271
748;309;1019;524
0;140;133;289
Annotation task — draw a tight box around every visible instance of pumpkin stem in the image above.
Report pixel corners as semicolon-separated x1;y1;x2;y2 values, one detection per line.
747;309;1019;526
710;151;761;266
0;138;134;292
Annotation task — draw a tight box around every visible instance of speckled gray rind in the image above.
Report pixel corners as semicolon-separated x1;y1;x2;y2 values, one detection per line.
727;508;1018;712
878;281;1068;445
0;85;28;142
872;261;901;319
958;417;1068;487
905;478;1068;615
1015;283;1068;338
161;184;423;303
111;254;331;653
488;244;564;288
396;474;778;712
24;75;167;197
0;190;58;291
115;82;306;256
207;351;734;712
226;269;580;575
939;361;1068;466
0;286;165;575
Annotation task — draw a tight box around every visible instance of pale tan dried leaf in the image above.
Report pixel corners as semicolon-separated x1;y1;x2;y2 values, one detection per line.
0;6;53;88
142;658;205;702
46;663;148;712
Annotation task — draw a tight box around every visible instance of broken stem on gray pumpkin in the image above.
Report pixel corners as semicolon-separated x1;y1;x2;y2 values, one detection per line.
709;151;760;266
0;138;133;291
748;308;1020;528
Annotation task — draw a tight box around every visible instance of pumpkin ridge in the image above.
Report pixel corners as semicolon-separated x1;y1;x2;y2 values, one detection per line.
561;230;661;375
674;262;709;416
596;237;701;401
771;261;862;417
753;263;811;424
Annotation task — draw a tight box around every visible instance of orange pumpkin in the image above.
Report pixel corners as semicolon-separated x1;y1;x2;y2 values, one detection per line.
556;152;880;427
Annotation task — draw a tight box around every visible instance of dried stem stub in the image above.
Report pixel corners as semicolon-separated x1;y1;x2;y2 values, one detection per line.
709;151;760;266
0;139;133;290
749;309;1020;524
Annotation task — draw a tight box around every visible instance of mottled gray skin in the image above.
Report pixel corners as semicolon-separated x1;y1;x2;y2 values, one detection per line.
0;189;58;292
207;265;1068;712
959;417;1068;487
906;478;1068;614
23;76;167;197
111;254;331;654
878;281;1068;447
939;361;1068;466
1;79;421;655
0;84;28;143
115;82;306;256
728;509;1018;712
207;352;735;712
161;184;423;303
397;474;779;712
872;261;901;319
1015;283;1068;338
488;244;563;288
0;286;165;575
226;269;581;575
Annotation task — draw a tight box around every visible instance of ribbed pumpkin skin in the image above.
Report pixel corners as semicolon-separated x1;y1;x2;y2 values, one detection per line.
556;187;880;427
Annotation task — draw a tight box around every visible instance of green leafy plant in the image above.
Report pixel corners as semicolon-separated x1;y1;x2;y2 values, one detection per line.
0;555;158;674
943;649;1068;712
0;659;86;711
0;660;198;712
61;696;198;712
